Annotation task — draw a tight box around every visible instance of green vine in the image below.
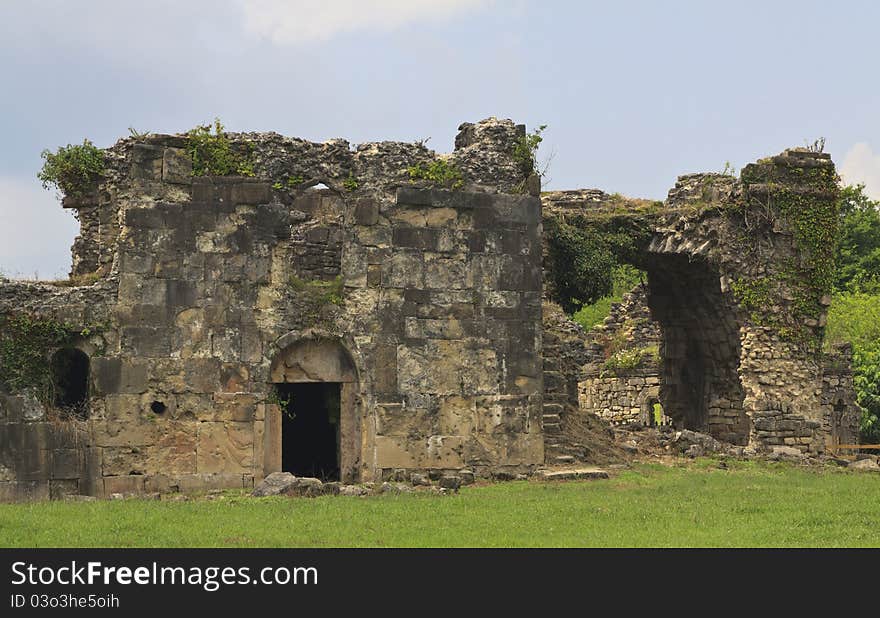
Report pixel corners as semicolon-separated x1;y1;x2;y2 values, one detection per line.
0;313;100;407
736;160;840;349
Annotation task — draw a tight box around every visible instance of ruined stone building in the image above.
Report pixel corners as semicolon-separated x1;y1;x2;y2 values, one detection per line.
0;118;861;500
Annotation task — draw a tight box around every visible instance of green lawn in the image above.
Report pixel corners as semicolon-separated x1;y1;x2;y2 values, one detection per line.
2;460;880;547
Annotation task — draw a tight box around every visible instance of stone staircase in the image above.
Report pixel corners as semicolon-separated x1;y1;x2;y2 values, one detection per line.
541;308;592;465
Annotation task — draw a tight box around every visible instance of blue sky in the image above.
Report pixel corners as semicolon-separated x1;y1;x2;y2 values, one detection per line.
2;0;879;277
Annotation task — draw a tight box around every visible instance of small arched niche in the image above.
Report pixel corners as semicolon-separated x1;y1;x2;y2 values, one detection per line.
267;338;360;483
50;347;90;417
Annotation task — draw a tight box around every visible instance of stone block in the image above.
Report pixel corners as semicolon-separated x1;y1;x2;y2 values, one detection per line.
354;199;379;225
51;449;80;480
197;422;254;474
162;147;193;184
230;181;272;205
103;475;145;496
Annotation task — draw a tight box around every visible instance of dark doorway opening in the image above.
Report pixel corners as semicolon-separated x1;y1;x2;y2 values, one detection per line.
276;382;341;481
50;347;90;417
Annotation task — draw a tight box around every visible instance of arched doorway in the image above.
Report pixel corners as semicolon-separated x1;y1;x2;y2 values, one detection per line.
268;338;360;483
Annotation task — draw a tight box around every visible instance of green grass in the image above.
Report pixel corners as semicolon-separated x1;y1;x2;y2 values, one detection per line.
2;460;880;547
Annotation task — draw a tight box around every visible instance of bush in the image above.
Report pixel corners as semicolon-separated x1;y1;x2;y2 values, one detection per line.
38;140;105;198
825;291;880;443
573;265;644;330
407;159;463;189
187;118;255;177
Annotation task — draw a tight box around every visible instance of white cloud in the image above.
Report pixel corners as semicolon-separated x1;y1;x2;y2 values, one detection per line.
237;0;490;45
840;142;880;200
0;176;78;279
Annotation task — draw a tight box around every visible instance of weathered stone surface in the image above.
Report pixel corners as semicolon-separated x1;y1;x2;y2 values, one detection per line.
538;468;609;481
848;458;880;471
252;471;296;496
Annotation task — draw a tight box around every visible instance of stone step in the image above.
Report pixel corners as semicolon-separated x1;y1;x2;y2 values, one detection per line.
539;468;609;481
552;455;576;464
542;413;561;424
543;422;561;434
543;403;564;415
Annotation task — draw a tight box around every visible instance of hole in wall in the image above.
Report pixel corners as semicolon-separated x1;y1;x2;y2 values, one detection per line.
50;347;90;417
150;401;167;414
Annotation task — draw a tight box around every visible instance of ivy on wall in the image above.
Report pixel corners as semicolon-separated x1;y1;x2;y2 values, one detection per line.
0;312;100;407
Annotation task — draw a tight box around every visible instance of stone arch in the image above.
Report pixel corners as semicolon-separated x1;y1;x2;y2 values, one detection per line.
639;386;662;427
267;336;362;483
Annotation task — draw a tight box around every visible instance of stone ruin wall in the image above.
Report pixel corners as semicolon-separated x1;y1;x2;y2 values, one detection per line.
543;149;861;457
575;285;666;427
0;119;545;500
0;117;864;501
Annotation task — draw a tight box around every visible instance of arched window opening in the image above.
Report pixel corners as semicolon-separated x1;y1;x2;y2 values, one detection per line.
50;348;90;418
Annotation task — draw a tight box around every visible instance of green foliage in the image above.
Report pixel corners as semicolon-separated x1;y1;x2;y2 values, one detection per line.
38;140;105;198
512;124;547;179
737;164;840;347
342;172;359;192
729;277;775;324
0;313;87;405
186;118;255;177
407;159;464;189
572;265;644;330
834;184;880;294
602;345;659;376
825;291;880;442
290;275;345;328
545;215;653;314
8;461;880;547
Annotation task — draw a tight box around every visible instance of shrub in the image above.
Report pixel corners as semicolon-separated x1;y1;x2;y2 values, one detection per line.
407;159;463;189
38;140;105;198
186;118;255;177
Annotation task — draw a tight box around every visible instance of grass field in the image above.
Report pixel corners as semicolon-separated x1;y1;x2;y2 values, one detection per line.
2;459;879;548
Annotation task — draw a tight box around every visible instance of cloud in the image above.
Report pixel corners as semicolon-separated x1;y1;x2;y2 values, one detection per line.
0;176;78;279
840;142;880;200
237;0;490;45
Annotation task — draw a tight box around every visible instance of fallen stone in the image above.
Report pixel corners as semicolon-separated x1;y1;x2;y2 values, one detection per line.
672;430;723;454
252;472;297;497
409;473;431;487
280;477;323;497
439;475;462;491
768;446;805;460
380;482;414;494
339;485;369;497
684;444;704;458
63;494;97;502
322;482;341;495
849;458;880;471
538;468;609;481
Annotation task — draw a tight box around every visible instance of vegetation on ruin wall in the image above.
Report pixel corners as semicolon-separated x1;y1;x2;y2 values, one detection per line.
289;275;344;328
4;461;880;547
729;163;840;349
38;140;105;198
407;159;464;190
545;214;655;314
573;265;644;330
187;118;255;177
0;313;95;405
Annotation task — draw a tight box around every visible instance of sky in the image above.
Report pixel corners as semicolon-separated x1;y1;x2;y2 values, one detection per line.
1;0;879;278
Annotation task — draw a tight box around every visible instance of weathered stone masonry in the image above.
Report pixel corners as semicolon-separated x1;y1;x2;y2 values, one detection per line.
0;119;544;500
542;150;861;458
0;119;861;500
